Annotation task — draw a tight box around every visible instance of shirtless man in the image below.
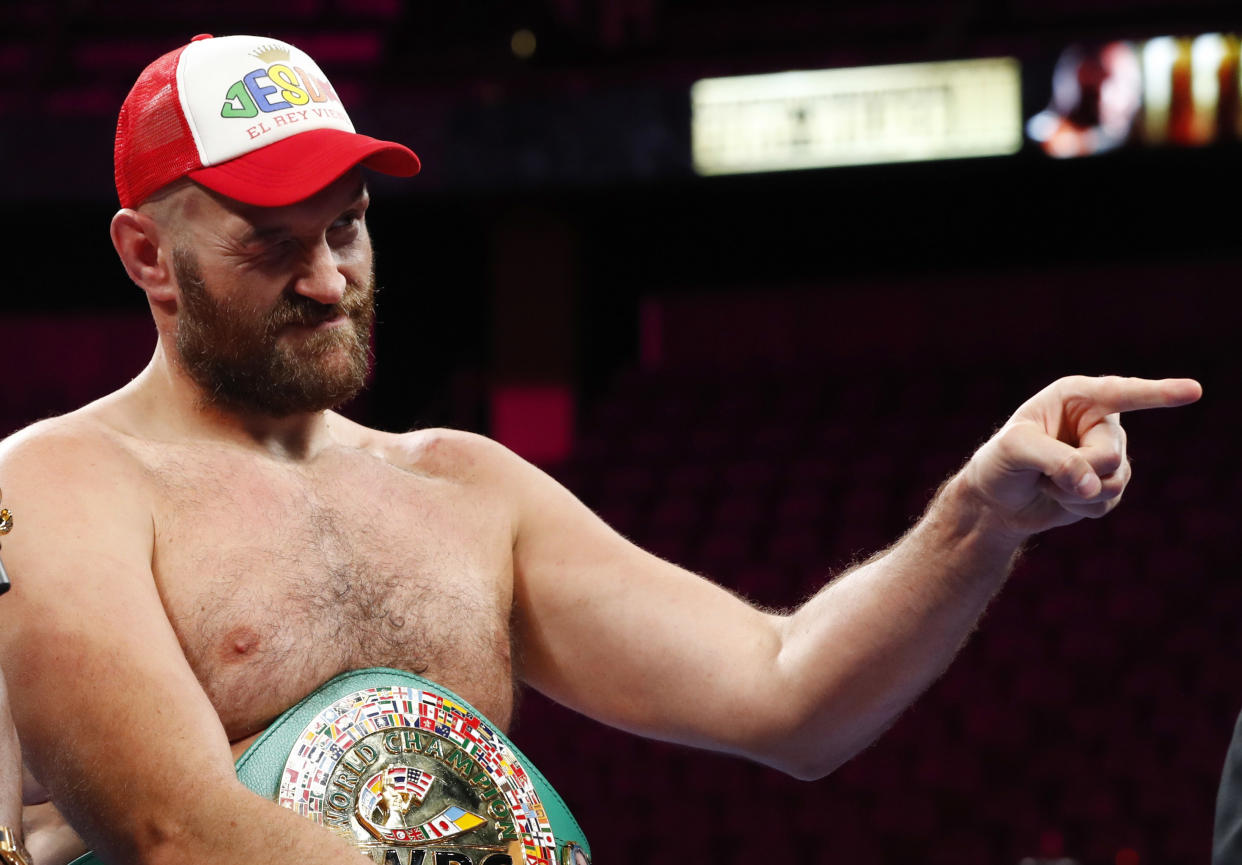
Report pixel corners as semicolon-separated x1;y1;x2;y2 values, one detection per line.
0;33;1202;865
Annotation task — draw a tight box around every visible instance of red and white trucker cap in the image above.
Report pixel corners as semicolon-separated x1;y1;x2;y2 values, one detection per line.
114;33;420;208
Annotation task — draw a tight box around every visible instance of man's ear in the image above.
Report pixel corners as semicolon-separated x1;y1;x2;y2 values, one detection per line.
110;208;176;303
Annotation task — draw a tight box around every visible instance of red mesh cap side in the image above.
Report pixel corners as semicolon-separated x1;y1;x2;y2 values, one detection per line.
114;44;201;208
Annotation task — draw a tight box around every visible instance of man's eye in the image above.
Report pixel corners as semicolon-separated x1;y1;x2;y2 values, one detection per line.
332;212;360;231
259;239;297;262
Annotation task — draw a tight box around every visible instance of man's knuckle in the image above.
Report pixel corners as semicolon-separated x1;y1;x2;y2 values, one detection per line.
1095;448;1124;474
995;423;1035;459
1054;451;1085;482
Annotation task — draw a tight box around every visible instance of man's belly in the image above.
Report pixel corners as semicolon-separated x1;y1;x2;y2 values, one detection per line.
207;652;518;745
230;730;261;761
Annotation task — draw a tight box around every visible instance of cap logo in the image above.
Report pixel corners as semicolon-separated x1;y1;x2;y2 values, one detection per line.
250;43;291;63
219;61;341;121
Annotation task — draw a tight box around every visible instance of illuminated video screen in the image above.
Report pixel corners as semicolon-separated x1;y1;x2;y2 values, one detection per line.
1028;34;1241;157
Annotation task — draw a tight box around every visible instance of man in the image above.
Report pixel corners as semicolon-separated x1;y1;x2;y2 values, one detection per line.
0;32;1201;865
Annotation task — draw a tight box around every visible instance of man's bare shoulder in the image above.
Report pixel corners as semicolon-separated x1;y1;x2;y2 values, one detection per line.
332;417;524;486
0;405;157;654
0;402;154;504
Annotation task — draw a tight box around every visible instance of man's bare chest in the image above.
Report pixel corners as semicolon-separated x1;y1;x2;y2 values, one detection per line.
139;444;516;740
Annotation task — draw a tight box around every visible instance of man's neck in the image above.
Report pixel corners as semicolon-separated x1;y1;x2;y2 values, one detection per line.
126;345;340;461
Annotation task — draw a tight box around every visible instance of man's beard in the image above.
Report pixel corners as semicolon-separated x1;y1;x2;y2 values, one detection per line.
173;247;376;417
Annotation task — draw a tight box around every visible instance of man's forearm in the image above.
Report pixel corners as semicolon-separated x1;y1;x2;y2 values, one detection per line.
767;470;1023;778
72;781;368;865
764;375;1201;777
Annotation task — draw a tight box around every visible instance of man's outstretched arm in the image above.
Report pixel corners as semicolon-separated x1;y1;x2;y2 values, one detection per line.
0;428;369;865
504;375;1201;778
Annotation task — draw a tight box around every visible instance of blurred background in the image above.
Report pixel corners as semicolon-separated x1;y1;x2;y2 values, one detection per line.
2;1;1241;863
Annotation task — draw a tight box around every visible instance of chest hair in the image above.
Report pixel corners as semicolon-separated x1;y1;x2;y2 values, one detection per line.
143;445;516;734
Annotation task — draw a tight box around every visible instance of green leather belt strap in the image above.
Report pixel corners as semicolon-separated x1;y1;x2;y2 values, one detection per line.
69;667;590;865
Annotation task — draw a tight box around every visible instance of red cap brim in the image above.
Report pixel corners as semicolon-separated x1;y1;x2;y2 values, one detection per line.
188;128;420;207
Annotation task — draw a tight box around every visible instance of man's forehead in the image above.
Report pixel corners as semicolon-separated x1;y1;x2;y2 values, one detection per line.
179;171;368;236
228;174;368;229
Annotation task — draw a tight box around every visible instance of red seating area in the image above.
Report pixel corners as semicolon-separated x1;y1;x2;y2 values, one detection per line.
0;313;153;435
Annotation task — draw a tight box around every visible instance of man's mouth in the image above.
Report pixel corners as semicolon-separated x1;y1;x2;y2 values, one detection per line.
306;313;348;330
282;310;349;331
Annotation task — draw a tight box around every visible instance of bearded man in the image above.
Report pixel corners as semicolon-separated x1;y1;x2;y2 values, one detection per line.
0;33;1201;865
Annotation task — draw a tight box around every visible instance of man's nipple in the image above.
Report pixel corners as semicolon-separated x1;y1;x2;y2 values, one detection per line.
221;626;262;662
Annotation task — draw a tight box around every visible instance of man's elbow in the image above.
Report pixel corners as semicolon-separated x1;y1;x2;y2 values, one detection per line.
109;805;229;865
127;816;199;865
741;688;906;781
757;746;852;782
734;705;861;782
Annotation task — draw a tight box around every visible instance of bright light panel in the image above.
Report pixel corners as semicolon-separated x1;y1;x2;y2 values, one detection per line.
692;58;1023;175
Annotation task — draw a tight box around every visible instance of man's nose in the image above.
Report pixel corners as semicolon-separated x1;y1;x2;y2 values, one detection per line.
294;239;347;305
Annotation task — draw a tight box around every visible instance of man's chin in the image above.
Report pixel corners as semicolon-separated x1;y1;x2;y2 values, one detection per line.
188;353;370;417
284;336;368;376
215;380;366;418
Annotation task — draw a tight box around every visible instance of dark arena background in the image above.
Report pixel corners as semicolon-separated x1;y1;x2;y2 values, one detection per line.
3;2;1241;863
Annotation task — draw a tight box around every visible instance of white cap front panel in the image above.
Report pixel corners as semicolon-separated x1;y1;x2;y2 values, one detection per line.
176;35;357;166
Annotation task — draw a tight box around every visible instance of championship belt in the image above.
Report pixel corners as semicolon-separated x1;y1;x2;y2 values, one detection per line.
70;668;591;865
